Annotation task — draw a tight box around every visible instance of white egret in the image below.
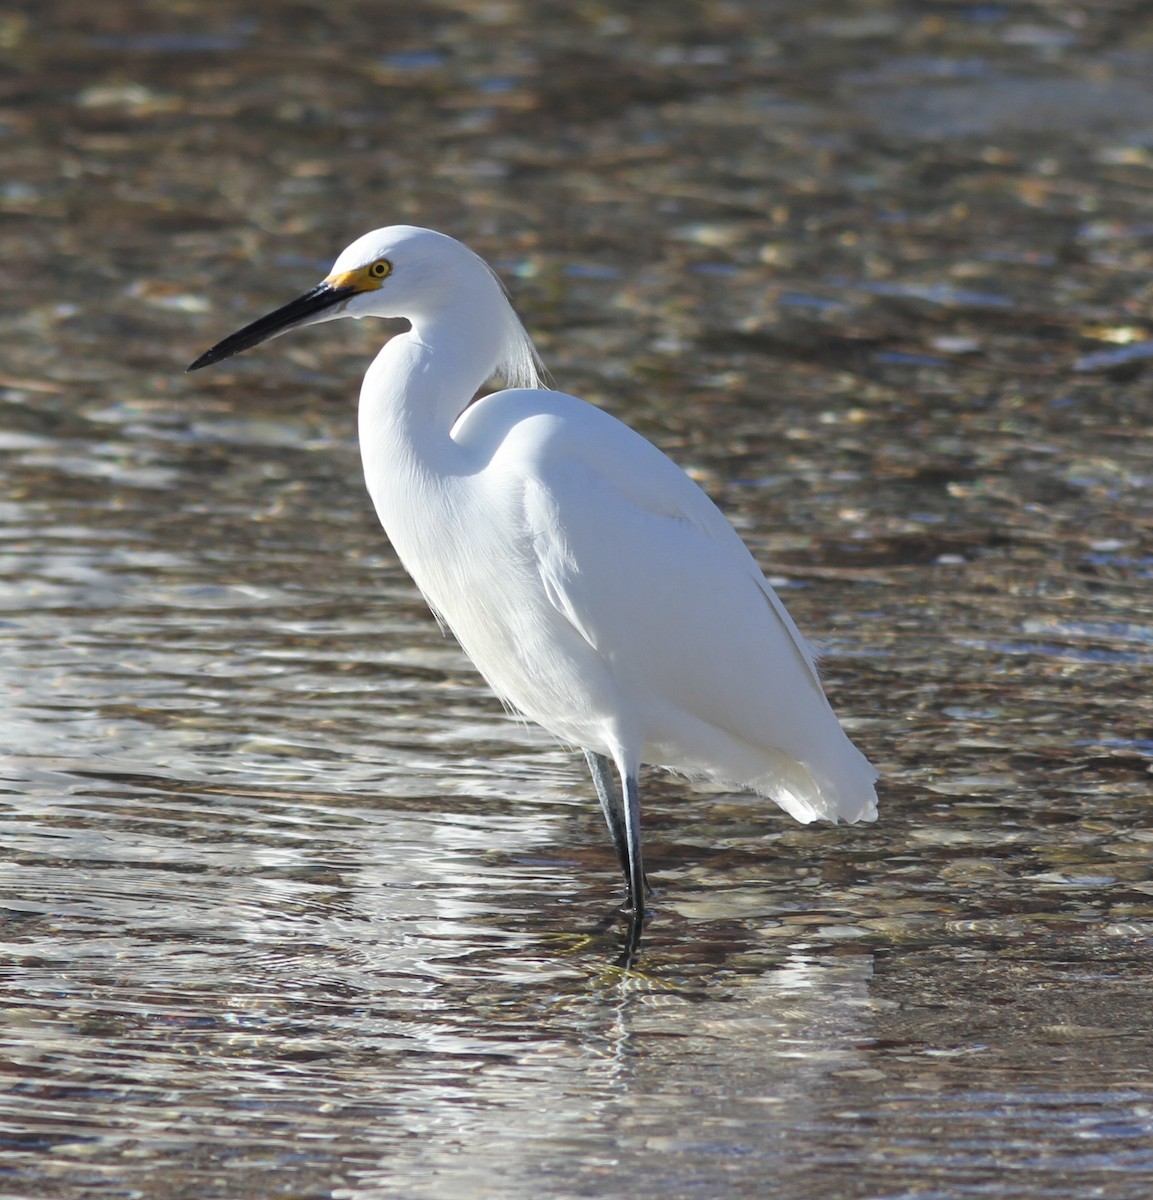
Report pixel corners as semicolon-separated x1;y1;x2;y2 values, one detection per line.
189;226;878;959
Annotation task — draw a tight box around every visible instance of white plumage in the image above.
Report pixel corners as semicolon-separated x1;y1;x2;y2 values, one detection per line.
190;225;878;958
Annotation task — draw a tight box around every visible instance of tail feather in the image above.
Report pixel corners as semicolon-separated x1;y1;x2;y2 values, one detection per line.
751;743;878;825
705;733;879;826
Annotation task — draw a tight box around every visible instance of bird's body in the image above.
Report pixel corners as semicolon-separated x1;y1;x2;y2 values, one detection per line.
190;225;877;959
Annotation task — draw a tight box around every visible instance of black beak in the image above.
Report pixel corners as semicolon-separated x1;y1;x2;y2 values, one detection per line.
187;281;359;371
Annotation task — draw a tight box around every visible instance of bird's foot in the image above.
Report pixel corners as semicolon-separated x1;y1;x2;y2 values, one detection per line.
617;899;652;969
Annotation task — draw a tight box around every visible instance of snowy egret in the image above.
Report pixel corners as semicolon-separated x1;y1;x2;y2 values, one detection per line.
189;225;877;959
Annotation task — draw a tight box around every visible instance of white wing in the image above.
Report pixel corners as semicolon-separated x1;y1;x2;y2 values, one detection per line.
500;392;876;824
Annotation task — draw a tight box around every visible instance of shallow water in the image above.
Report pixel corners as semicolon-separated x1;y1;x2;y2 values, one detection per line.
3;1;1153;1197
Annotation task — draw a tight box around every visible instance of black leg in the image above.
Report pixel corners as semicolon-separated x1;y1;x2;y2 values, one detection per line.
584;749;651;898
584;750;629;881
620;768;646;923
618;768;647;967
584;750;649;967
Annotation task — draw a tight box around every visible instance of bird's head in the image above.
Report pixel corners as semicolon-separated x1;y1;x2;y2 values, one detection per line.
187;225;495;371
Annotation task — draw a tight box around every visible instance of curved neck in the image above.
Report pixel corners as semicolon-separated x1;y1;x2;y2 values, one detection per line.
356;302;509;532
360;319;487;443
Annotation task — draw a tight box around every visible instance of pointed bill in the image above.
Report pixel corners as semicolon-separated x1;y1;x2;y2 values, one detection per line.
186;280;358;371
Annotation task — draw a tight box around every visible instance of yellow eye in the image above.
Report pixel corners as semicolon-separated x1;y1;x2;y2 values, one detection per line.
368;259;392;280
